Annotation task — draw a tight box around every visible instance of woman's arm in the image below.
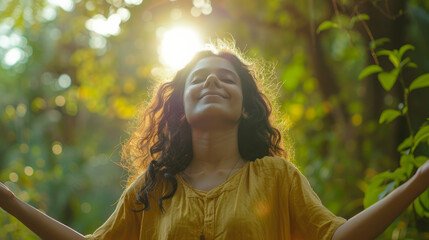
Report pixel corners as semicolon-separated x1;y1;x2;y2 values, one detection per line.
332;160;429;240
0;182;86;240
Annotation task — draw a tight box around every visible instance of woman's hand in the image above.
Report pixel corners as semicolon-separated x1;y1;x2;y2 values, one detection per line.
332;159;429;240
1;181;86;239
0;182;16;210
414;159;429;190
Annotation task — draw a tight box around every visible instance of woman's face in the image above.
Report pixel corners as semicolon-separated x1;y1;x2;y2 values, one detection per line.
183;56;243;129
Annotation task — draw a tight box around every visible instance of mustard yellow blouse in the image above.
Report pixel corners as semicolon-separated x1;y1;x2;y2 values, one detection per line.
85;156;346;240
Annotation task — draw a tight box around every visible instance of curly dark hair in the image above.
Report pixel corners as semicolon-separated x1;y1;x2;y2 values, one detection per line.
121;49;285;212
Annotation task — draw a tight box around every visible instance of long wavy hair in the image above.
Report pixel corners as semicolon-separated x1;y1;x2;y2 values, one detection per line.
122;49;285;212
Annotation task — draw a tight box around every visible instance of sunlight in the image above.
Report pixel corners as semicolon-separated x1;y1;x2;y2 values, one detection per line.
4;47;24;66
85;14;121;37
47;0;74;12
158;26;203;70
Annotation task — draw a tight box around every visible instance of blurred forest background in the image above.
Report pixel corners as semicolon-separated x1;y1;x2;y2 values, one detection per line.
1;0;429;239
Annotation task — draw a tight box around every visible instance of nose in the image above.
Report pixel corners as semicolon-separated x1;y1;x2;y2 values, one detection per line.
203;73;220;88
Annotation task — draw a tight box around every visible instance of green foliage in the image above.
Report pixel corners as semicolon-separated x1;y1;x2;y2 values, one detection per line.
363;42;429;233
410;73;429;91
317;13;369;33
317;20;339;33
359;43;419;92
370;38;390;50
377;68;400;91
379;109;401;124
413;126;429;152
358;65;383;80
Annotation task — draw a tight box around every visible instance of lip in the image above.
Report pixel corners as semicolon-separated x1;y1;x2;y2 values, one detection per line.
199;91;226;99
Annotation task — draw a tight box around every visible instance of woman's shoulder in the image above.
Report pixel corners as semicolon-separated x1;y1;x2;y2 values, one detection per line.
123;171;147;196
251;156;299;175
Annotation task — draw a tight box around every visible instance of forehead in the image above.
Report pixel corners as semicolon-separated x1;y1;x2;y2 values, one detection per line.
187;56;238;78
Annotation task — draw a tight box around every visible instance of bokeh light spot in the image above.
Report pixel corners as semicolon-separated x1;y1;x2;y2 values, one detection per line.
24;166;34;176
89;34;107;49
55;95;66;107
190;7;202;17
4;47;25;66
9;172;19;182
5;105;16;118
117;8;131;22
47;0;74;12
52;141;63;155
352;114;363;126
42;6;57;21
201;5;212;15
16;103;27;117
58;74;72;88
85;14;121;37
85;1;95;11
81;202;92;213
125;0;143;5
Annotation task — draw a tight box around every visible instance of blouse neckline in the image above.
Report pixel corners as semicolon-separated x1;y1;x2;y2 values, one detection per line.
176;161;250;199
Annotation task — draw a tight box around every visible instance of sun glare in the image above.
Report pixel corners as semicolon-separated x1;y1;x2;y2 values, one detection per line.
159;26;203;70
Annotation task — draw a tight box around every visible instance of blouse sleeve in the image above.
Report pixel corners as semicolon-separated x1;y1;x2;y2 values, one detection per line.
85;175;144;240
284;161;346;240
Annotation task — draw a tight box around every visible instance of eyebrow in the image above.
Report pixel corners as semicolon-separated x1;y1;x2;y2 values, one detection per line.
188;68;240;81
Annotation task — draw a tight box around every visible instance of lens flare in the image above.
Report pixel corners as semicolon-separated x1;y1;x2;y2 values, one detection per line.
159;26;203;70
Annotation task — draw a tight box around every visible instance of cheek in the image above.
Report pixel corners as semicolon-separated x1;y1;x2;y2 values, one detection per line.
234;88;244;109
183;86;196;113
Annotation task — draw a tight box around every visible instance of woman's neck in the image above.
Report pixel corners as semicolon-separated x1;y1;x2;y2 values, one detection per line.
186;126;244;173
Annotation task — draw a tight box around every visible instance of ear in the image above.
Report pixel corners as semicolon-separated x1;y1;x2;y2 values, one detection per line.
242;108;249;119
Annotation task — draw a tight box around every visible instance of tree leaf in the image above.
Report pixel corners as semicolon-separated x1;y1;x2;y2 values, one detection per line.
392;167;407;183
397;136;412;152
379;109;401;124
317;20;338;33
400;155;414;178
412;126;429;151
377;68;399;91
414;156;429;167
350;14;370;27
407;62;418;68
364;171;394;208
376;49;392;56
398;44;415;60
370;38;390;50
388;54;400;68
358;65;383;80
378;181;396;200
414;190;429;217
410;73;429;91
399;57;410;69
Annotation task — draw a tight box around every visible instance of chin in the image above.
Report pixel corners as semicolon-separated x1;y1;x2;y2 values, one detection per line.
187;112;241;129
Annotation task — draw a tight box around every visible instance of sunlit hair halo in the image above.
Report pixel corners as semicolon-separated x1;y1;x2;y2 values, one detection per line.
121;46;286;212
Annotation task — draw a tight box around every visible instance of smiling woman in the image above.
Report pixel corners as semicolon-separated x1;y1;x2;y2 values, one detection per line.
1;46;429;240
158;26;203;69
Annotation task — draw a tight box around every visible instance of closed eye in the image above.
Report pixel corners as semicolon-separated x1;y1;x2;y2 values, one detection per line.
222;79;235;84
191;77;204;84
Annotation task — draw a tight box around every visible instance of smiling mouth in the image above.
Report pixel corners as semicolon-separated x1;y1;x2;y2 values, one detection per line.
200;92;226;99
202;94;223;98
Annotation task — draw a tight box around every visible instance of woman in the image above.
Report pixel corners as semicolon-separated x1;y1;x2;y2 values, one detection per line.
1;49;428;240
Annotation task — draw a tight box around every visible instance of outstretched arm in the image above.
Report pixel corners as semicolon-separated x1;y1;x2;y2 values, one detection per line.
332;160;429;240
0;182;85;240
